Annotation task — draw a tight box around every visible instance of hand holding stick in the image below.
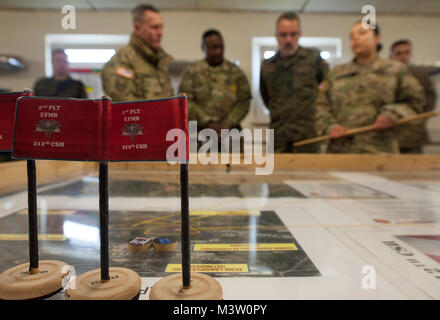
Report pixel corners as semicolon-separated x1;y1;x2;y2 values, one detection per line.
293;111;438;148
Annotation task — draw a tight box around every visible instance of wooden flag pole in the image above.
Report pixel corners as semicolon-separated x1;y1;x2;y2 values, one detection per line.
293;111;438;148
66;98;141;301
149;94;223;300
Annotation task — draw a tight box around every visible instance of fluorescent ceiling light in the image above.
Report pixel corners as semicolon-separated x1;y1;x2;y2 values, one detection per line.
65;49;116;63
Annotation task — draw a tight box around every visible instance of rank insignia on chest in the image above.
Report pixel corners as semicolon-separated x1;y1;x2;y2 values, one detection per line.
35;119;62;138
230;84;237;93
122;123;144;141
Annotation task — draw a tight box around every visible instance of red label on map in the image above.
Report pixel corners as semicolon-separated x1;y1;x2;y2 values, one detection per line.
0;91;33;151
13;96;188;162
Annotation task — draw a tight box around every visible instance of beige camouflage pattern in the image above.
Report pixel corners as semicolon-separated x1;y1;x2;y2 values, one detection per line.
260;47;328;153
179;59;251;128
315;58;425;154
101;33;174;102
397;65;437;153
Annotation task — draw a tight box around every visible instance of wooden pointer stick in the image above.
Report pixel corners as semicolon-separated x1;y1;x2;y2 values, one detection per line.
293;111;438;148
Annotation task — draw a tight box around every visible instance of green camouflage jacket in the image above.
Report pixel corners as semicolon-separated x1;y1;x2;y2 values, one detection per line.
179;59;251;128
101;32;174;102
397;65;437;149
260;47;328;152
315;58;425;153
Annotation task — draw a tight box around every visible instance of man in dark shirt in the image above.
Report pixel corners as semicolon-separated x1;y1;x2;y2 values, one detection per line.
33;49;87;98
390;39;437;153
260;12;328;153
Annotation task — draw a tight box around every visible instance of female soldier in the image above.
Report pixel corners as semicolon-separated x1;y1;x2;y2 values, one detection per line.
315;21;425;153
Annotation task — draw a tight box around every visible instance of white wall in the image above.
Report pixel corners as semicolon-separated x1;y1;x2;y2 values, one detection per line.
1;9;439;91
0;9;439;139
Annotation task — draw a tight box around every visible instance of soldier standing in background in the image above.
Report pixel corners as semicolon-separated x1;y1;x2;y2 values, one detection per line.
260;12;328;153
33;49;87;98
179;29;251;136
390;39;437;153
315;22;425;154
101;4;173;101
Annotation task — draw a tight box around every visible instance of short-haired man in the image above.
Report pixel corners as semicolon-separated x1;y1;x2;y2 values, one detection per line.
390;39;437;153
33;49;87;98
179;29;251;135
260;12;328;153
101;4;173;101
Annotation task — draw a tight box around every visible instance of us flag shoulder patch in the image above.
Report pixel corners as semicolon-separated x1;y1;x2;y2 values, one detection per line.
116;66;134;79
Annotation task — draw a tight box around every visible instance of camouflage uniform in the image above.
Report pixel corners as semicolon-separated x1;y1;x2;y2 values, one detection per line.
315;58;425;154
260;47;328;153
33;77;87;98
179;59;251;129
398;65;437;153
101;32;174;102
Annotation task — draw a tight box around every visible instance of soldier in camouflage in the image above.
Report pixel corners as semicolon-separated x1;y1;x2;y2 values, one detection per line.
260;12;328;153
390;39;437;153
315;22;425;154
33;49;87;98
179;29;251;135
101;4;173;102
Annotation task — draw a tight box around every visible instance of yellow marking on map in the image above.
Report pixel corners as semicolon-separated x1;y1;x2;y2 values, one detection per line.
165;264;249;273
18;209;75;215
132;213;179;227
193;243;298;251
0;234;66;241
190;210;260;216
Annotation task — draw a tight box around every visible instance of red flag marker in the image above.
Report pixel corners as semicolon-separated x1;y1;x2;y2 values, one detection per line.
0;90;72;301
13;96;188;162
0;91;33;151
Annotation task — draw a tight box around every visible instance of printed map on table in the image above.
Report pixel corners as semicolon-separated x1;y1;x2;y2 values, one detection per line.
0;209;320;278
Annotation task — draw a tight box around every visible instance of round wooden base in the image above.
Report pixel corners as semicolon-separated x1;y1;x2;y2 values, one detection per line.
128;237;153;252
65;267;141;300
149;273;222;300
153;237;177;252
0;260;70;300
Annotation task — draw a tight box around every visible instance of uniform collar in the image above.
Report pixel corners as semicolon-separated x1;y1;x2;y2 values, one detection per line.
273;46;307;68
338;57;383;77
129;32;172;66
352;57;382;71
202;58;229;71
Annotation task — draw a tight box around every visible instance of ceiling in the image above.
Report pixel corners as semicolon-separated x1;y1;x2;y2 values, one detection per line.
0;0;439;14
